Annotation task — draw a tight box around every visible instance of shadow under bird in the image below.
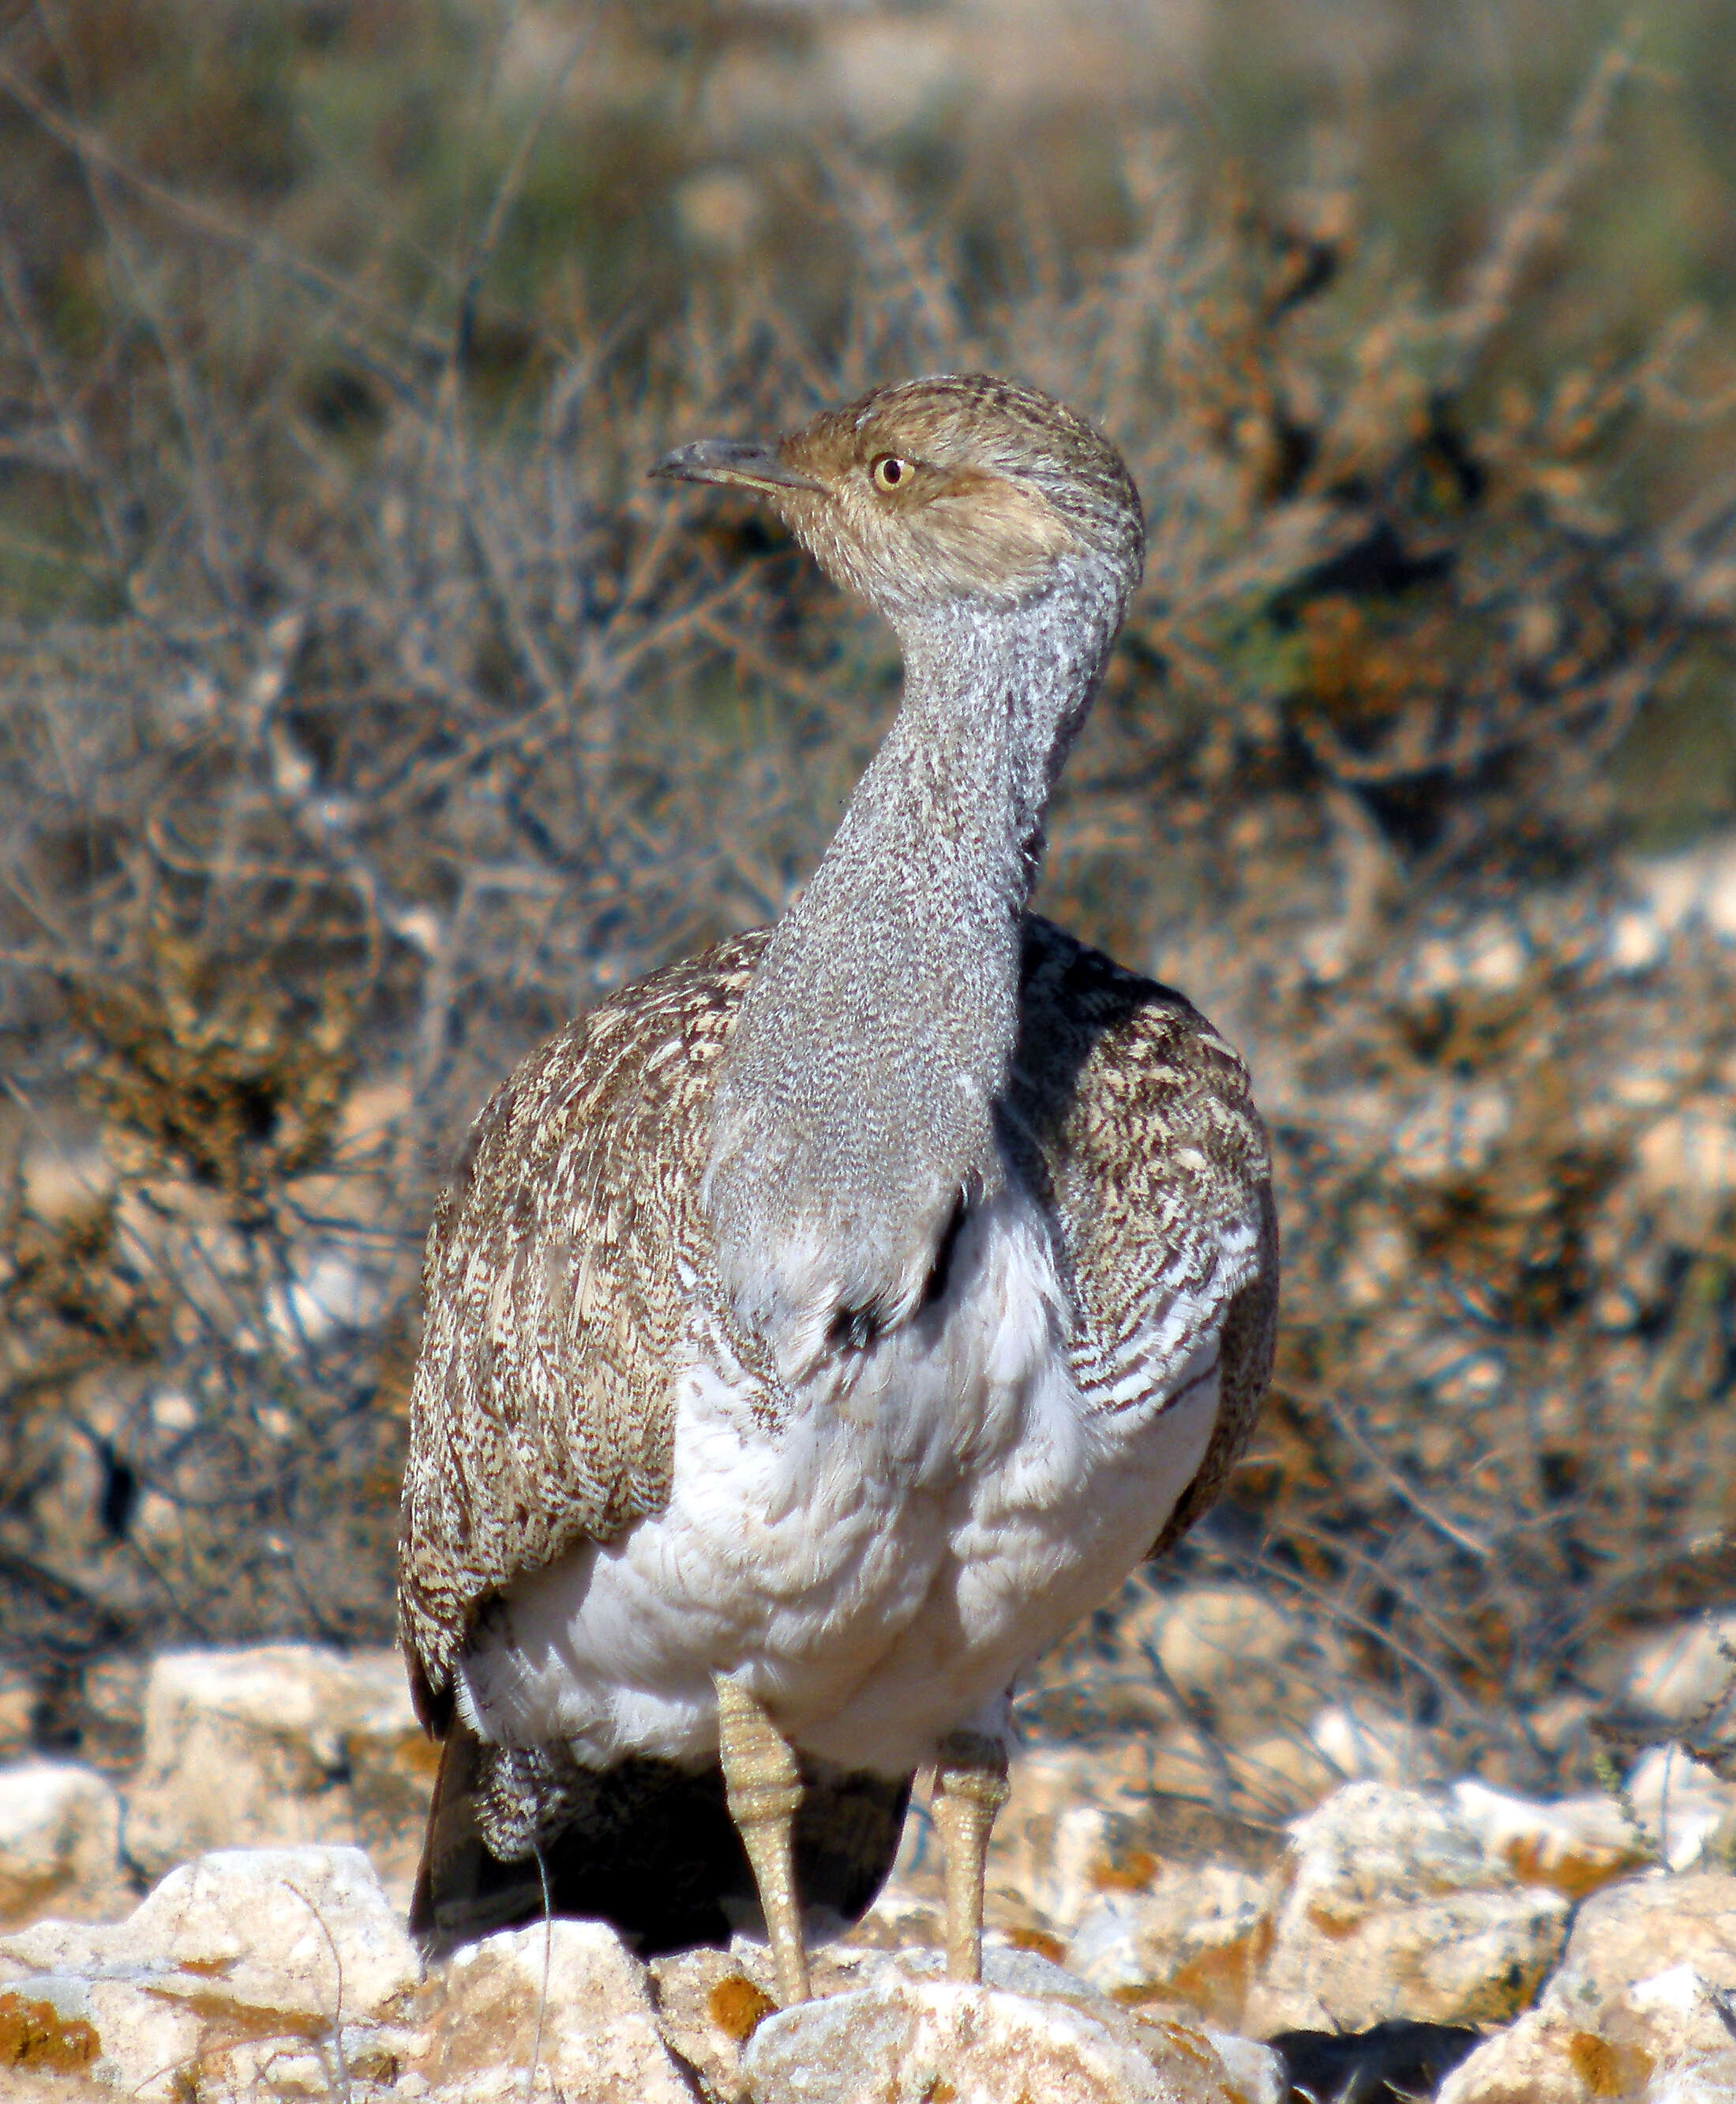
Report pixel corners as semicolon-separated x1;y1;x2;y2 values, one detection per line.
397;373;1278;2002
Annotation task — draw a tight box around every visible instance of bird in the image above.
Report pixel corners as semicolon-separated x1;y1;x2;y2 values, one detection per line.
396;372;1277;2005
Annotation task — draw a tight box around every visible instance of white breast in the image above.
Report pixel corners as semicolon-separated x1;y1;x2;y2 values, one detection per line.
456;1180;1222;1779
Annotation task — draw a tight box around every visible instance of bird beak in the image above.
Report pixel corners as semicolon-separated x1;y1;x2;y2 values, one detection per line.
650;438;823;496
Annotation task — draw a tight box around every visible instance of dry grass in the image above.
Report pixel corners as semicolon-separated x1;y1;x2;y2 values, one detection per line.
1;6;1734;1810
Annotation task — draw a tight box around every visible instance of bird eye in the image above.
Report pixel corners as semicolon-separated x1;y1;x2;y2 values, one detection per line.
871;455;909;492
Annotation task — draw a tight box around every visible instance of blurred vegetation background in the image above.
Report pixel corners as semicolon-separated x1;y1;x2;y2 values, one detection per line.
2;0;1736;1813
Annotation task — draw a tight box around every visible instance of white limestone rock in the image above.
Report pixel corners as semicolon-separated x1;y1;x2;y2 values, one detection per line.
1397;913;1532;1005
984;1753;1158;1935
1618;1613;1736;1733
1616;834;1736;970
0;1968;204;2100
0;1843;421;2101
650;1929;1285;2104
1023;1581;1318;1752
978;1742;1090;1891
1198;2027;1287;2104
1622;1744;1736;1871
647;1941;786;2104
1246;1780;1570;2034
1310;1700;1447;1789
1438;1870;1736;2101
742;1956;1280;2104
1228;1699;1452;1816
124;1646;436;1892
411;1918;697;2103
1634;1109;1736;1232
989;1745;1280;1935
1449;1778;1650;1899
1438;1962;1736;2102
1067;1862;1272;2030
1146;1586;1300;1707
1543;1868;1736;2019
1029;1800;1149;1934
1255;1882;1568;2036
0;1761;126;1926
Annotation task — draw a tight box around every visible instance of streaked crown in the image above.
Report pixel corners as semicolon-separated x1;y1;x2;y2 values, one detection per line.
654;373;1144;618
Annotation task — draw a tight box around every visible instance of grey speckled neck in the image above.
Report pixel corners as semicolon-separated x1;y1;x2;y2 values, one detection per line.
703;554;1130;1377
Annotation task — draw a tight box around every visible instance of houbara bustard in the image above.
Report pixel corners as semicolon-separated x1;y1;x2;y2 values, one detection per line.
398;373;1277;2003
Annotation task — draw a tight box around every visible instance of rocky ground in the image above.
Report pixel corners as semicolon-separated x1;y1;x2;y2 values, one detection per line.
6;700;1736;2104
3;14;1734;2097
3;1626;1736;2102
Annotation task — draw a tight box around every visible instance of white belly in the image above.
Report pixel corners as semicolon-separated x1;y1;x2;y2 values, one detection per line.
457;1183;1220;1779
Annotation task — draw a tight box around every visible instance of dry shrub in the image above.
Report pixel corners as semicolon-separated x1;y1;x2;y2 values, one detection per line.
0;12;1734;1806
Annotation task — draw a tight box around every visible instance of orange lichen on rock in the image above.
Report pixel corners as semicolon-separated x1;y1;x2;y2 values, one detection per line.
706;1973;776;2042
1565;2029;1653;2098
1091;1847;1159;1893
0;1993;101;2072
1003;1926;1067;1964
1499;1831;1644;1902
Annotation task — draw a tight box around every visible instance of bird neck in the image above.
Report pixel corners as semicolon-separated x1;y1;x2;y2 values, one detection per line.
704;568;1123;1379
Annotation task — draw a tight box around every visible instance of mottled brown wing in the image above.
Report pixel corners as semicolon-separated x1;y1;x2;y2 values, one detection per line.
396;931;771;1725
1007;917;1278;1545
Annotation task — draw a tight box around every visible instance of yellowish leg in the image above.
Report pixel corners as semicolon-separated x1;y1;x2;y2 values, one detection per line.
714;1675;811;2006
932;1730;1010;1984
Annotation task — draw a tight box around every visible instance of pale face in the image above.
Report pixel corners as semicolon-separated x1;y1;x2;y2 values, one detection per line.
652;373;1143;619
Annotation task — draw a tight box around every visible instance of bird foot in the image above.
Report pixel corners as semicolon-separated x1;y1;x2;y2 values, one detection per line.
932;1729;1010;1984
715;1674;811;2005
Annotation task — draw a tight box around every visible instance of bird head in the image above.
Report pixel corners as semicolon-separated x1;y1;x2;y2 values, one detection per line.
652;373;1144;624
